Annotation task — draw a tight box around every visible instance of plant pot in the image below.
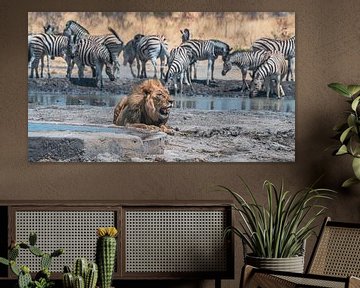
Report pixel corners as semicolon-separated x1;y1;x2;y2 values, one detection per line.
245;254;305;273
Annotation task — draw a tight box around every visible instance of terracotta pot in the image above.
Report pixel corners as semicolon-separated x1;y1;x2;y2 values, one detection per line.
245;254;305;273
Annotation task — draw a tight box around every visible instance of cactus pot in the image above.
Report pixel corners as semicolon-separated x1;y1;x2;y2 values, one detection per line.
245;254;305;273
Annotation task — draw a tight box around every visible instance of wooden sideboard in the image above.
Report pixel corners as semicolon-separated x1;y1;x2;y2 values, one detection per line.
0;201;234;288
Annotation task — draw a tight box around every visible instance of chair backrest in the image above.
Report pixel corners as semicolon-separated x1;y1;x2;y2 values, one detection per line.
307;217;360;277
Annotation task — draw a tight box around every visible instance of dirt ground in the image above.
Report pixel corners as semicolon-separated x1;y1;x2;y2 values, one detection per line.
28;61;295;162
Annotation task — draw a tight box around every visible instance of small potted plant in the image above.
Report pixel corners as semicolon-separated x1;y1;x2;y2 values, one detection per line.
219;178;335;273
328;83;360;187
0;232;64;288
62;258;98;288
96;227;118;288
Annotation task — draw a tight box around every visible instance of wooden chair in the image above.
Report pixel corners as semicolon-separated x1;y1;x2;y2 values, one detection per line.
241;217;360;288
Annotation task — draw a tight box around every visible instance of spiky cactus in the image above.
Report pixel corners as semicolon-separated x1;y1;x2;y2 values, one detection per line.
63;272;74;288
96;227;118;288
18;266;32;288
74;258;88;280
73;275;85;288
62;260;98;288
85;262;98;288
0;232;64;288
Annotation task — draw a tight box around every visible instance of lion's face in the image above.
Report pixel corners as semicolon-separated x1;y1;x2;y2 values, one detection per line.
144;80;173;124
113;79;174;131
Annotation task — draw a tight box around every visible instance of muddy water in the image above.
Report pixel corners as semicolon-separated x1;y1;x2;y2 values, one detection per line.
28;93;295;113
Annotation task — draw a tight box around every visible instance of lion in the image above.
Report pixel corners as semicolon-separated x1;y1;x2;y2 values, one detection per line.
113;79;174;135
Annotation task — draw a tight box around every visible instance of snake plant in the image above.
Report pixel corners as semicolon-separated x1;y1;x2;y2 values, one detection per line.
328;83;360;187
220;178;335;258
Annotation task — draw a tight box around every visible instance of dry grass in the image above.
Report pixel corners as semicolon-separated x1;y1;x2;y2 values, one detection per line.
28;12;295;49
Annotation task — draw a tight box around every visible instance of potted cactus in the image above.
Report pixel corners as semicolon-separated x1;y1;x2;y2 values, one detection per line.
96;227;118;288
0;232;64;288
62;258;98;288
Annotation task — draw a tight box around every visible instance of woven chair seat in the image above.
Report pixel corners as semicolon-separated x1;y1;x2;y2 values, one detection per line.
241;217;360;288
277;274;348;288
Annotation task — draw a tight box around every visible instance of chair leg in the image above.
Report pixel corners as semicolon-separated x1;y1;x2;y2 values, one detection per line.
240;265;255;288
215;278;221;288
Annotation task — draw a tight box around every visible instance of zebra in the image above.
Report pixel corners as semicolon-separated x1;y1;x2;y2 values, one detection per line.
209;39;231;78
28;34;47;78
165;46;195;95
180;29;231;84
63;20;123;77
180;28;191;43
251;36;295;81
28;25;57;78
122;38;140;78
28;33;72;78
69;38;115;89
250;51;288;98
133;34;169;79
179;39;216;85
221;50;271;90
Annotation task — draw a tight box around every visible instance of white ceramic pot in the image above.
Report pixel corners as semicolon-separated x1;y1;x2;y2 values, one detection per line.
245;254;305;273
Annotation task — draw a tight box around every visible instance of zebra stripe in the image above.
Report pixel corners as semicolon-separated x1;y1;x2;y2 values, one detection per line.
251;36;295;81
250;51;288;98
180;40;215;63
209;39;231;81
71;39;115;89
63;20;123;77
251;36;295;58
63;20;90;37
180;39;216;85
222;50;270;90
28;33;71;78
179;31;230;84
28;25;57;78
210;39;231;59
134;34;169;79
166;46;194;95
122;39;139;78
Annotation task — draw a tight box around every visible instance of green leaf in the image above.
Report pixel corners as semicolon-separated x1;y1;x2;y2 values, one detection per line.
220;178;335;258
19;243;29;249
340;126;353;143
328;83;352;97
10;261;20;276
349;135;360;157
352;157;360;179
347;114;356;128
29;246;44;257
347;85;360;97
342;177;360;188
336;145;348;155
40;253;51;270
0;257;9;266
29;232;37;246
8;247;19;261
351;96;360;111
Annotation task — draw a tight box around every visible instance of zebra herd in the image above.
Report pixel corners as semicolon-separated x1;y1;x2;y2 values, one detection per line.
222;36;295;98
28;20;295;97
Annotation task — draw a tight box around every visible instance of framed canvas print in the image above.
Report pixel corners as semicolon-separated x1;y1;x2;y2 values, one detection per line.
28;12;295;162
